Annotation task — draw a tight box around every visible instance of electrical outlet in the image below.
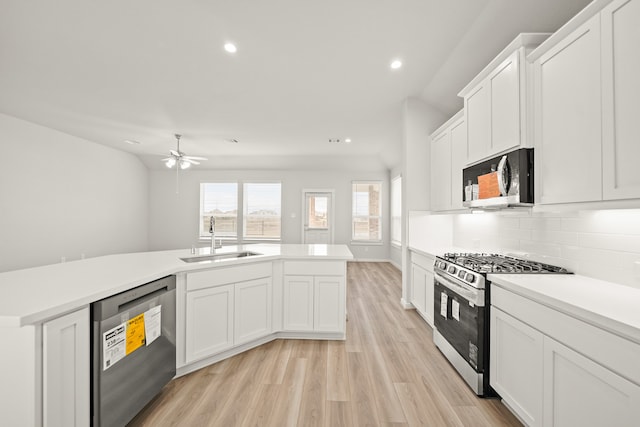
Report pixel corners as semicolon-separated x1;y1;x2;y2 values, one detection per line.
472;239;480;249
61;256;66;263
634;261;640;280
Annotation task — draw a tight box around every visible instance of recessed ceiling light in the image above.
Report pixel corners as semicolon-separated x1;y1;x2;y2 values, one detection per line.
225;138;239;143
124;139;141;145
345;138;352;144
390;59;402;69
224;43;237;53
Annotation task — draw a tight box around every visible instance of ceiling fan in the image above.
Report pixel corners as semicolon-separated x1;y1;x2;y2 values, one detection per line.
162;133;207;169
162;133;207;193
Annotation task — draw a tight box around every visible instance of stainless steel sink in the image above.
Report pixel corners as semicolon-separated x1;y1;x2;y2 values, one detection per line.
180;251;261;263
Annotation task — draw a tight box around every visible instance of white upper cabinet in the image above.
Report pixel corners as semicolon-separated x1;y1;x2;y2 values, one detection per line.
430;127;452;211
533;15;602;204
490;51;521;155
601;0;640;200
531;0;640;204
460;34;549;165
430;110;466;211
465;83;491;163
450;117;467;210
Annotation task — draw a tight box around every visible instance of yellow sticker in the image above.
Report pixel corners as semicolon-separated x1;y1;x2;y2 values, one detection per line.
126;313;145;355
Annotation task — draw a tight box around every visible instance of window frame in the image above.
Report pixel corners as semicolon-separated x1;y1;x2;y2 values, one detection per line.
351;180;383;245
391;175;402;247
199;181;282;244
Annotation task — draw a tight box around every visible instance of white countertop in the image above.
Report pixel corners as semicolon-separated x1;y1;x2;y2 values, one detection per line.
0;244;353;328
488;273;640;345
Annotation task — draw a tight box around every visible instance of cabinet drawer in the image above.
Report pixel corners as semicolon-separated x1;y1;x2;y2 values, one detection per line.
411;252;435;272
283;261;344;276
492;285;640;386
187;262;272;291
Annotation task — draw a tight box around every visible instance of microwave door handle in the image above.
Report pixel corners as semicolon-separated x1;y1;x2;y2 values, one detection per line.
497;155;509;196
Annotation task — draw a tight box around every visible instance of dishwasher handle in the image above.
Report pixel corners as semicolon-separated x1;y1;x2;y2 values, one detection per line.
92;275;176;321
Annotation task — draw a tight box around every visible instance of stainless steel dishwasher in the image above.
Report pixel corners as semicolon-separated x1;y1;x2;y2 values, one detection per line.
91;275;176;427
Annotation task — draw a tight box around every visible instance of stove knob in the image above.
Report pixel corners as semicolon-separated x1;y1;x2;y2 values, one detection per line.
466;273;475;283
448;265;457;274
439;261;447;270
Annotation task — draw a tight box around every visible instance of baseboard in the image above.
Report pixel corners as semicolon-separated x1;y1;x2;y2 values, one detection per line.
400;298;414;310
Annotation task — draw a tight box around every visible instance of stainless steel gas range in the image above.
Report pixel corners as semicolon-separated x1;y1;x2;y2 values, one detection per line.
433;253;570;396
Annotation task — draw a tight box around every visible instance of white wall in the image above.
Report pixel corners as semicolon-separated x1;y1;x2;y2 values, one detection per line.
399;98;447;304
451;208;640;289
0;114;149;272
148;168;390;261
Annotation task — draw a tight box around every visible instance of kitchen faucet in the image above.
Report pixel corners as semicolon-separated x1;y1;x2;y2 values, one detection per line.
209;216;217;254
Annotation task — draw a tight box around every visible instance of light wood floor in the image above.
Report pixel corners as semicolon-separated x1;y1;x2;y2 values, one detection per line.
129;262;522;427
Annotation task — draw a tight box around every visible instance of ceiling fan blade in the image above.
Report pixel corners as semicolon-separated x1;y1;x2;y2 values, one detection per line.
170;150;180;157
181;158;200;164
184;156;208;161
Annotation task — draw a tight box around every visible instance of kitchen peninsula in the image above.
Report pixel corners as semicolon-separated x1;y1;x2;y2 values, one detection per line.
0;243;353;427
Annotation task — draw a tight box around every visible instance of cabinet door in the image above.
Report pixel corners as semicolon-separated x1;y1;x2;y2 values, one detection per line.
43;307;90;427
234;277;272;345
410;263;427;316
602;0;640;200
185;284;234;363
314;276;345;333
430;130;452;211
490;51;520;154
490;307;543;427
283;275;314;331
534;15;602;204
543;336;640;427
465;82;491;164
450;117;467;210
424;269;434;327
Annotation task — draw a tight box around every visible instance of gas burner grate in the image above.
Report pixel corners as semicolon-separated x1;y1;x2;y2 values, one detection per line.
442;253;571;274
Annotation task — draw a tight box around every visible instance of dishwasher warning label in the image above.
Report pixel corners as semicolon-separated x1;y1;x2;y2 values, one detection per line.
126;313;146;355
103;324;126;370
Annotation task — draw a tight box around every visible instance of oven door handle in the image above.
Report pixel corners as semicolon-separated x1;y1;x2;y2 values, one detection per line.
434;271;484;307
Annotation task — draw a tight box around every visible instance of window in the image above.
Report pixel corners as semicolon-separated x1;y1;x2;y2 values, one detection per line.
352;181;382;242
391;175;402;246
244;183;281;240
200;182;281;242
200;183;238;239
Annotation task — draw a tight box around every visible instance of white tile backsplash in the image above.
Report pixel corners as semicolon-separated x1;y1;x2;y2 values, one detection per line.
452;208;640;289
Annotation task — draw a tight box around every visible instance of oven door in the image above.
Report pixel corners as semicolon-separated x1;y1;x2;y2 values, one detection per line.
433;272;485;372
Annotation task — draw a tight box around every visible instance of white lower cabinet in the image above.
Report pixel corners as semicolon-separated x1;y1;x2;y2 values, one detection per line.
282;260;346;334
184;262;273;364
185;284;234;363
283;275;345;333
492;285;640;427
43;307;90;427
283;275;314;331
409;251;434;326
314;276;345;332
490;307;543;427
234;277;272;345
543;337;640;427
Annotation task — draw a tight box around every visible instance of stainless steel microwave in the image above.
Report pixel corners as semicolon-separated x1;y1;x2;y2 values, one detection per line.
462;148;533;209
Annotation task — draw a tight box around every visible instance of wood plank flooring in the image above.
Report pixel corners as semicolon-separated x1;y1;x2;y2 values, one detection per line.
129;262;522;427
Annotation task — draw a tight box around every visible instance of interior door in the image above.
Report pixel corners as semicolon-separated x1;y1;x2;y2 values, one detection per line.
303;191;333;244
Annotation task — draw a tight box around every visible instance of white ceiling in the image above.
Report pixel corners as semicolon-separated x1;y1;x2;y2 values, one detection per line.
0;0;592;170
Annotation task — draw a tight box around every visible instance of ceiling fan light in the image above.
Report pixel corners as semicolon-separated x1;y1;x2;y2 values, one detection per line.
165;158;176;168
180;160;191;169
